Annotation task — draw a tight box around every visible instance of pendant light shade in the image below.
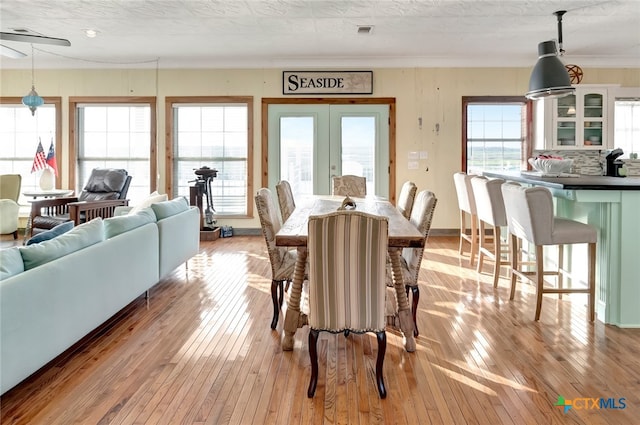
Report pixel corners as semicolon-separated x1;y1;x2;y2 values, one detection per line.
22;85;44;115
525;40;574;100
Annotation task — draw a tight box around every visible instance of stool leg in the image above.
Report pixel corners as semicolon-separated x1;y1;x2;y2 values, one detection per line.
492;225;501;288
458;210;466;255
509;234;518;300
476;220;486;273
534;245;544;321
469;213;478;267
588;242;596;322
558;244;564;300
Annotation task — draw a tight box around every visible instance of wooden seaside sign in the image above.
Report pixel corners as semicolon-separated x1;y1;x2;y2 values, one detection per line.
283;71;373;95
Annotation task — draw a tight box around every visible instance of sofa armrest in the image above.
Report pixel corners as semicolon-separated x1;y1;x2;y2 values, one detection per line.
67;199;129;223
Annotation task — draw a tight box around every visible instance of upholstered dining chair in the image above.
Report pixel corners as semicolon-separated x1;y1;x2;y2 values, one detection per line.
0;174;22;239
254;187;298;329
275;180;296;223
471;176;510;287
396;180;417;220
29;168;131;236
331;175;366;198
387;190;437;337
501;183;597;321
453;172;478;267
307;210;389;398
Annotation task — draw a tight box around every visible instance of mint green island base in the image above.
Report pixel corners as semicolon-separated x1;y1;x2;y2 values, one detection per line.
484;172;640;328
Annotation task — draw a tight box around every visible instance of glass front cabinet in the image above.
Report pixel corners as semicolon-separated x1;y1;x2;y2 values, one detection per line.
537;86;612;150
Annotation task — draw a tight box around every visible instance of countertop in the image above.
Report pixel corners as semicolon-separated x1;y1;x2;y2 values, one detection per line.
482;171;640;190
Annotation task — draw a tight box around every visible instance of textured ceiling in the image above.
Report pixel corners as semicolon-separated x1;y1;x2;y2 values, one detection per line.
0;0;638;69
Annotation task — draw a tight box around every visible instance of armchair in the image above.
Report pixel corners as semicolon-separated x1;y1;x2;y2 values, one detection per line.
30;168;131;236
0;174;22;239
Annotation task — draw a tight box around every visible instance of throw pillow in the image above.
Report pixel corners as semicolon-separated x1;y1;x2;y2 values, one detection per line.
19;218;105;270
129;191;169;215
26;221;75;246
104;207;157;238
0;247;25;280
151;196;189;221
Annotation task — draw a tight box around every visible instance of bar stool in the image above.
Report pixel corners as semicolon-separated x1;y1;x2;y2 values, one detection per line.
471;176;510;287
453;172;478;267
501;184;597;321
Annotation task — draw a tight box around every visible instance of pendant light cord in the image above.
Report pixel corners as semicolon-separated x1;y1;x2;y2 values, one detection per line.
30;44;35;86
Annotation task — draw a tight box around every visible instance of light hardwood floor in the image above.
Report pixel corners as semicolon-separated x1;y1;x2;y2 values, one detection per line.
1;235;638;424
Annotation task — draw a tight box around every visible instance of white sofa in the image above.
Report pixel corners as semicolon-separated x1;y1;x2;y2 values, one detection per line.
0;197;200;395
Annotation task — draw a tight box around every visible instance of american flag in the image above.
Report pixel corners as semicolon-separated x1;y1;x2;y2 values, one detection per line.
31;139;47;173
46;139;58;176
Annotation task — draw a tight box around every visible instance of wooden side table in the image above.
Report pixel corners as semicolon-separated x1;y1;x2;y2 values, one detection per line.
22;189;74;244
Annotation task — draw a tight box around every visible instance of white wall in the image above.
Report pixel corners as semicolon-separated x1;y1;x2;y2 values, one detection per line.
2;67;639;230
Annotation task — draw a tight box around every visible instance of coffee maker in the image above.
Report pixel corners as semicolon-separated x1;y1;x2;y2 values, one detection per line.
605;148;624;177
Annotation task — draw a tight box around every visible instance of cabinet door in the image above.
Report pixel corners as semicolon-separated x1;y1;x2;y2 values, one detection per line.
582;91;605;147
550;88;608;150
555;94;577;147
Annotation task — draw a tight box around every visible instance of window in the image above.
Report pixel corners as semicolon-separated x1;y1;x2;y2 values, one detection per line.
168;97;252;216
614;98;640;158
0;98;61;208
71;98;156;205
462;97;532;173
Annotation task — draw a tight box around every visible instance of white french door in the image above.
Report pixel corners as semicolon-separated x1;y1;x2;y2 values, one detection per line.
267;104;389;198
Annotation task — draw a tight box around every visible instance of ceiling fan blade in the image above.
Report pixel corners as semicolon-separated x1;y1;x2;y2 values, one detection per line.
0;32;71;47
0;43;27;58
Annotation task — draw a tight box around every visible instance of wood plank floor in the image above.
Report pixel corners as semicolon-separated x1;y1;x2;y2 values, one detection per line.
1;235;638;424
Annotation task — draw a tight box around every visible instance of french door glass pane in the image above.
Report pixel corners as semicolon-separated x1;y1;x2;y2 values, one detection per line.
280;116;314;197
340;116;375;195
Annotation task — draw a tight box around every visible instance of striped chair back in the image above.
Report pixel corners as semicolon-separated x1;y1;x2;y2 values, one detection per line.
307;210;388;332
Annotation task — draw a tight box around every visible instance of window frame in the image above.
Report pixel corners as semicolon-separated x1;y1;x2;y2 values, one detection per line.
68;96;157;195
165;96;254;218
461;96;533;173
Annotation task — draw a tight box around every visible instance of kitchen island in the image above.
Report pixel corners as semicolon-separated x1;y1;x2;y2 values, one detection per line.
484;171;640;327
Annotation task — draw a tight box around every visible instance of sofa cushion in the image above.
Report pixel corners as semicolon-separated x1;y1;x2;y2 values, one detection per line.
151;197;189;221
26;221;75;246
104;208;157;238
19;218;105;270
129;191;168;215
0;247;24;280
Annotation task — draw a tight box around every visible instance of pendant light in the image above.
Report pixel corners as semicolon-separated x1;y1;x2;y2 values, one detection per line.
22;44;44;115
525;11;575;100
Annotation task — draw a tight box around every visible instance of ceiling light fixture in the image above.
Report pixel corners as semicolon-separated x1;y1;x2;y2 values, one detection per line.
84;29;98;38
22;44;44;116
525;10;575;100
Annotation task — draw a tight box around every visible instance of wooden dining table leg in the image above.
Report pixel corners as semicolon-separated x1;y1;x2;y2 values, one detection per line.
389;248;416;352
282;246;308;351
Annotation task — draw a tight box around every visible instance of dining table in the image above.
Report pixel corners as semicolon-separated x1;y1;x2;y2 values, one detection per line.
275;195;425;352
